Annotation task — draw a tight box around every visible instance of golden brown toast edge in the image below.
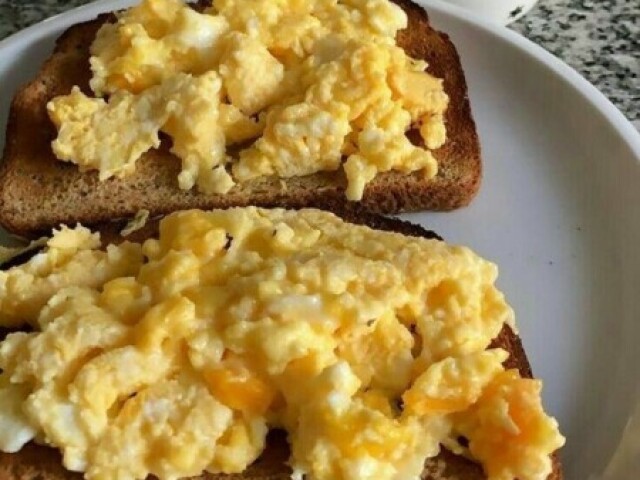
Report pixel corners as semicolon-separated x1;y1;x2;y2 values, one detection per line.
0;210;560;480
0;0;481;237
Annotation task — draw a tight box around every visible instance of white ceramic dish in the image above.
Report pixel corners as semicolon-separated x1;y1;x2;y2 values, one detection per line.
0;1;639;479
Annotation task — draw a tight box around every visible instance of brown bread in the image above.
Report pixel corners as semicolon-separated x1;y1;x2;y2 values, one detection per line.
0;0;481;237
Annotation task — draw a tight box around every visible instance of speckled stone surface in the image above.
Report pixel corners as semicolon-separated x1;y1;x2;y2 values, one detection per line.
0;0;638;129
511;0;639;131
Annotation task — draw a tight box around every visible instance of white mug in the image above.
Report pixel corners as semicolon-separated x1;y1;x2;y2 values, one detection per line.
440;0;540;24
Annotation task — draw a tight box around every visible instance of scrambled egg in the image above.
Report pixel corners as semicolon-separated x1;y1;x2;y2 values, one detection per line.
0;207;564;480
47;0;448;199
0;225;142;328
120;209;150;237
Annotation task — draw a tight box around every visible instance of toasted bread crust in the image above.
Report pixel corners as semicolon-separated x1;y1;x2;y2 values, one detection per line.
0;0;481;237
0;211;560;480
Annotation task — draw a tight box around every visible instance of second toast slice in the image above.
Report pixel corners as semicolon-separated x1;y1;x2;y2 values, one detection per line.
0;209;560;480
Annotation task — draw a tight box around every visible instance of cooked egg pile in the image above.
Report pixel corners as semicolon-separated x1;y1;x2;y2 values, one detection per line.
47;0;449;200
0;208;564;480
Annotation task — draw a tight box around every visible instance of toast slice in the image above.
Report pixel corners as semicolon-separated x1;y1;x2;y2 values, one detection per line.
0;210;560;480
0;0;481;237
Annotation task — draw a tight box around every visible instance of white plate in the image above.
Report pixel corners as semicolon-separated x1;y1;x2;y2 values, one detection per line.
1;1;639;478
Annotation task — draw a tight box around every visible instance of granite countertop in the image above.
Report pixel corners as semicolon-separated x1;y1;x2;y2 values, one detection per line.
0;0;638;130
511;0;639;130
